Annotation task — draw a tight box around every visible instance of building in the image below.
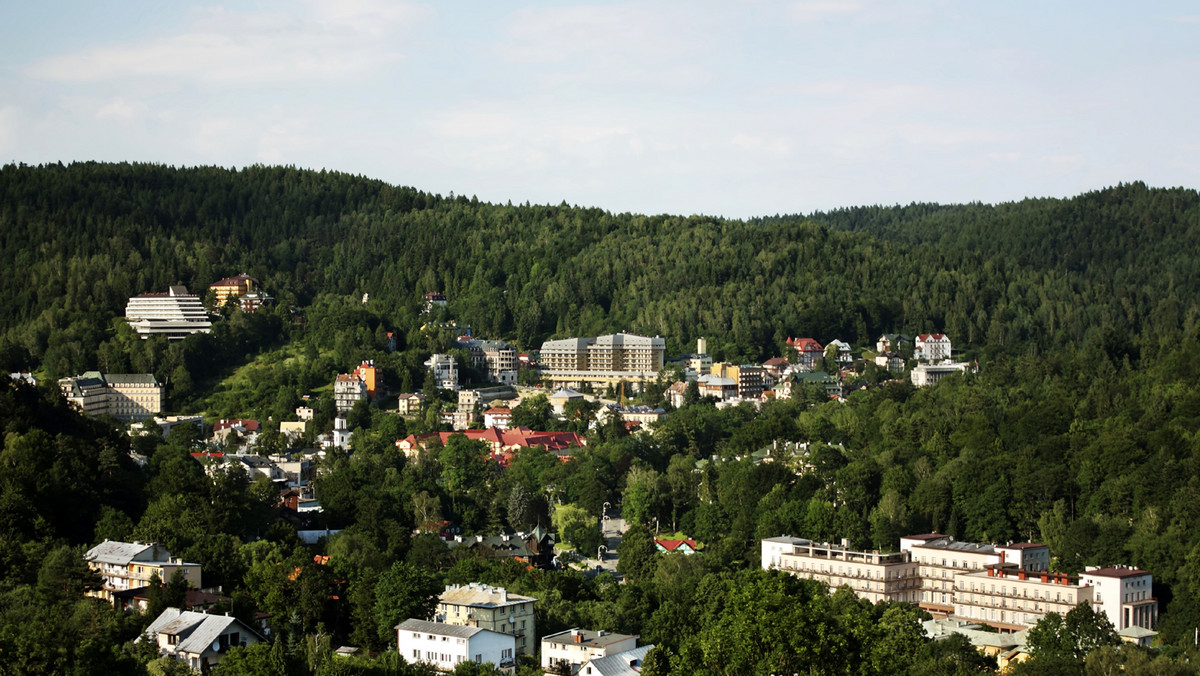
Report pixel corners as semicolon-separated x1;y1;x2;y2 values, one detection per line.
1080;566;1157;632
209;273;260;307
426;354;460;391
710;363;764;399
682;337;713;380
910;362;972;387
761;537;921;604
655;539;697;554
900;534;1050;617
598;405;669;427
539;333;666;389
793;371;843;398
59;371;163;421
125;286;212;340
397;393;427;415
875;352;906;374
396;428;586;465
696;374;737;400
397;618;515;673
238;289;274;313
483;407;512;430
457;338;518;385
953;563;1096;631
915;333;952;361
334;373;368;413
541;629;639;674
827;339;854;364
786;338;824;371
143;607;263;672
459;386;518;413
436;583;537;656
353;360;381;399
85;541;202;604
665;381;688;409
576;645;654;676
547;387;586;415
424;291;448;313
876;334;912;354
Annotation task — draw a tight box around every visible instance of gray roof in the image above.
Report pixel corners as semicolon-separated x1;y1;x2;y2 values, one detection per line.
763;536;809;545
145;608;257;655
1118;626;1157;639
541;337;593;351
583;645;655;676
543;628;637;649
104;373;161;385
395;618;486;639
86;540;153;566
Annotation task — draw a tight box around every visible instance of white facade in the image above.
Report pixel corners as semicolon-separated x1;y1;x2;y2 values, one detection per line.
1080;567;1158;631
915;333;952;361
541;629;639;673
397;618;515;672
426;354;460;391
953;566;1093;630
59;372;164;421
144;608;262;672
334;373;368;412
910;362;972;387
437;583;537;656
125;286;213;340
762;536;921;604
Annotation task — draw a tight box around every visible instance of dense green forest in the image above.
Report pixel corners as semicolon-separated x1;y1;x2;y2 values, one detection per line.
2;162;1200;674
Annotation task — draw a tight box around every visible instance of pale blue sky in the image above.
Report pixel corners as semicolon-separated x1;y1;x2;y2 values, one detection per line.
2;1;1198;218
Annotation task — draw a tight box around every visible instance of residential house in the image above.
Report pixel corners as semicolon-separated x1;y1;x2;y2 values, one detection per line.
450;528;556;570
397;392;427;415
697;374;737;401
238;289;273;313
915;333;952;361
876;334;912;354
295;405;314;421
576;645;655;676
143;607;263;672
483;407;512;430
875;352;906;374
761;357;791;381
436;583;537;656
786;338;824;371
426;354;460;391
85;541;202;605
459;386;518;413
334;373;368;412
655;539;697;554
539;333;666;390
424;291;448;313
125;286;212;340
665;381;688;409
397;619;515;673
541;629;639;674
547;387;585;415
59;371;164;421
457;337;518;385
827;339;854;364
212;419;260;446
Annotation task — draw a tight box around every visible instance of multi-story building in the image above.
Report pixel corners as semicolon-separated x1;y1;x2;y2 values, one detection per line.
209;273;260;307
333;373;368;413
953;564;1095;631
541;629;639;674
697;374;737;400
125;286;212;340
876;334;912;354
353;360;380;399
710;363;764;399
786;338;824;371
539;333;665;390
59;371;164;421
875;352;906;374
901;534;1049;616
827;339;854;364
458;338;518;385
910;362;972;387
915;333;952;361
436;583;537;656
85;540;202;604
1080;566;1158;632
761;537;921;604
397;393;426;415
426;354;460;391
396;619;515;673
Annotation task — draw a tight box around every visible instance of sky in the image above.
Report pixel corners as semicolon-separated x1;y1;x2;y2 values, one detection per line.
2;1;1198;219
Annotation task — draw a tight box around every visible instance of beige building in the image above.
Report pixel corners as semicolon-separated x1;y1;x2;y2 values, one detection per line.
85;540;202;604
437;583;537;656
761;537;921;604
954;564;1094;631
458;338;518;385
900;535;1049;616
59;371;164;421
541;628;639;674
710;363;765;399
539;333;666;389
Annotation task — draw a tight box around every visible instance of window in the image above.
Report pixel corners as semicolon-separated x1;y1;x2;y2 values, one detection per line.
413;650;420;658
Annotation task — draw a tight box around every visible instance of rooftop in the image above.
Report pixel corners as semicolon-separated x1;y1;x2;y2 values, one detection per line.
543;628;638;649
440;583;536;608
395;618;487;639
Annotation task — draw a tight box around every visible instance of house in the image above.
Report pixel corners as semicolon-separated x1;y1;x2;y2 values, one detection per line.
238;289;274;313
334;373;368;412
576;645;655;676
541;628;639;674
483;407;512;430
424;291;448;313
910;362;972;387
450;527;556;569
874;352;906;374
295;405;314;421
761;357;791;381
85;541;202;605
547;387;585;415
143;607;264;672
665;381;689;409
397;618;515;673
697;374;737;400
59;372;164;421
279;421;306;440
397;392;427;415
915;333;952;361
426;354;460;391
826;339;853;364
786;338;824;371
655;539;697;554
436;583;537;656
793;371;844;398
212;419;260;446
209;273;260;307
876;334;912;354
125;286;213;340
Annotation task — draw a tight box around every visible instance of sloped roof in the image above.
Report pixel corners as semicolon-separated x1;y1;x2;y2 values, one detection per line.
397;619;489;639
655;539;696;552
145;608;258;655
583;645;655;676
440;583;536;608
86;540;153;566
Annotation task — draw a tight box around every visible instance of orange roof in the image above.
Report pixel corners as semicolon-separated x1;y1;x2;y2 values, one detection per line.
655;539;697;551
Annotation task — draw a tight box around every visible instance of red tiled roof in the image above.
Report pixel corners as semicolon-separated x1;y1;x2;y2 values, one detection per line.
483;408;511;415
764;357;790;366
655;539;697;551
787;337;823;351
213;419;259;432
210;273;257;288
918;333;947;341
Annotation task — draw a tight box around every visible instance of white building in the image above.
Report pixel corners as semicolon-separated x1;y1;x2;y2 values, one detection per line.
125;286;212;340
85;541;202;604
541;628;639;674
910;362;972;387
577;645;655;676
457;338;518;385
1080;566;1158;632
539;333;666;389
143;608;263;672
900;534;1049;617
953;564;1094;631
915;333;952;361
333;373;368;413
59;372;164;421
436;583;537;656
761;536;921;604
396;619;515;673
426;354;460;391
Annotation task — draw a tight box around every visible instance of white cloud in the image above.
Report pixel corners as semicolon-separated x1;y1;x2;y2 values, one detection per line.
96;98;147;120
26;2;430;85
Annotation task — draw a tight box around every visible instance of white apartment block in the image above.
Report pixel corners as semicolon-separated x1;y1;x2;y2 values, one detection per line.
541;628;639;674
761;537;921;604
539;333;666;389
953;565;1094;631
436;583;537;656
900;534;1049;616
396;619;515;673
125;285;212;340
915;333;952;361
1080;566;1158;632
59;371;164;421
910;362;973;387
333;373;368;413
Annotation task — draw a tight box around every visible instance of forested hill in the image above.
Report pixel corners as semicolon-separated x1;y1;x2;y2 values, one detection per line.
2;163;1198;378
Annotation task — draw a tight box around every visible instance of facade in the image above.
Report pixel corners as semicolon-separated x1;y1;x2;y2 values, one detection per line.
876;334;912;353
125;286;212;340
396;618;515;673
539;333;666;389
144;608;262;672
875;352;906;373
209;273;259;306
424;291;448;312
541;628;639;674
547;387;586;415
697;374;737;400
787;337;824;371
1080;566;1158;632
910;362;972;387
436;583;537;656
426;354;460;391
458;338;518;385
915;333;952;361
396;428;586;465
483;408;511;430
59;371;164;421
953;564;1095;631
353;360;381;398
397;393;427;415
576;645;654;676
85;541;202;604
761;537;921;604
333;373;368;413
711;363;764;399
827;339;854;364
901;534;1050;616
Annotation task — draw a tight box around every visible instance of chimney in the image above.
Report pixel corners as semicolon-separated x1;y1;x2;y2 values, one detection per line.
500;589;507;603
1018;570;1026;581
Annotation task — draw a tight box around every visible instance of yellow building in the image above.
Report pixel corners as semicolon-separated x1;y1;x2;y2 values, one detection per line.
209;273;259;306
85;540;202;605
437;583;537;656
